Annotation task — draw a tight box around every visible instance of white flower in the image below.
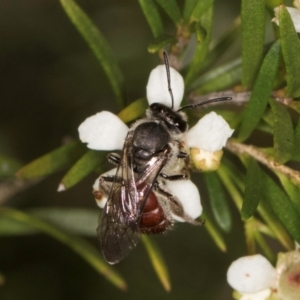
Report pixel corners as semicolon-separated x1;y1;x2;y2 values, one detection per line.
272;4;300;33
78;64;233;221
165;179;202;221
184;112;234;171
227;254;276;294
146;65;184;110
185;112;234;152
228;249;300;300
78;111;128;150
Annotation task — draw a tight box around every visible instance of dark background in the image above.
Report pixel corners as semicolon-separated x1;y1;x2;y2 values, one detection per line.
0;1;246;299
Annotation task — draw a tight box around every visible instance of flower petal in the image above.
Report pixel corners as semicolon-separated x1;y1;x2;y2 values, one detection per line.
146;65;184;110
240;289;272;300
185;112;234;152
165;179;202;221
273;6;300;33
78;111;128;150
294;0;300;9
93;168;117;208
227;254;276;294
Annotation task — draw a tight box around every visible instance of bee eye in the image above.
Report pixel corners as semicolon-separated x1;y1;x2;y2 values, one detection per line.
177;120;188;132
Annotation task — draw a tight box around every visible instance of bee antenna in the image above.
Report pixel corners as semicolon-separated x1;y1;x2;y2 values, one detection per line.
177;97;232;112
163;51;175;109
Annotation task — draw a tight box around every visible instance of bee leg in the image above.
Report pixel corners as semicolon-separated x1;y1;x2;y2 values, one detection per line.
107;153;121;166
159;173;188;180
177;151;188;158
93;174;115;208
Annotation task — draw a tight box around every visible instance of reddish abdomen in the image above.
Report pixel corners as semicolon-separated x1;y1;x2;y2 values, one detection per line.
139;191;171;234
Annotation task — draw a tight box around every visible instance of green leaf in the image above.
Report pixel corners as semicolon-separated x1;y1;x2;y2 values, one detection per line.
289;101;300;114
241;159;262;220
269;98;295;164
217;164;243;210
261;171;300;244
138;0;164;37
141;235;171;292
258;200;294;250
117;98;148;123
241;0;265;88
201;211;227;252
32;208;98;236
0;207;127;290
238;41;281;141
189;21;207;43
183;0;198;22
0;154;22;178
203;17;241;70
222;155;294;249
147;35;178;54
16;141;86;179
59;150;104;191
204;172;232;233
0;208;98;237
253;227;276;262
265;0;281;10
276;173;300;215
293;112;300;155
185;5;213;86
278;5;300;98
191;58;242;94
155;0;181;25
190;0;214;21
0;214;37;235
60;0;125;108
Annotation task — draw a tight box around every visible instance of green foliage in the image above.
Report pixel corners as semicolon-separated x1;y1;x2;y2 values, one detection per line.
269;98;295;164
204;172;232;233
0;155;22;179
2;0;300;296
278;5;300;98
242;158;261;220
16;141;86;179
0;207;127;290
238;41;281;141
241;0;265;88
141;235;171;292
60;0;126;108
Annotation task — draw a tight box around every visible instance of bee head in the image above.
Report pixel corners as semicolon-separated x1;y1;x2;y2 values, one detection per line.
149;102;188;133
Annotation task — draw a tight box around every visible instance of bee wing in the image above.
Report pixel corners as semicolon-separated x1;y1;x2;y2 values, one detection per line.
98;131;170;264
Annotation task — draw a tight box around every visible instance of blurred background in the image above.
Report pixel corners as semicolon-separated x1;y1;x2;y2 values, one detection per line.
0;0;248;299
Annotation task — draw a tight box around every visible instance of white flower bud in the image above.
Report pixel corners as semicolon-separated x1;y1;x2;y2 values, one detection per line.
294;0;300;9
146;65;184;110
276;250;300;300
227;254;276;294
78;111;128;150
184;112;234;152
273;6;300;33
165;179;202;221
189;148;223;171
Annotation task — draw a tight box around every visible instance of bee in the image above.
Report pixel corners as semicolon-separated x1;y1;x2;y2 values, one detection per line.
94;52;231;264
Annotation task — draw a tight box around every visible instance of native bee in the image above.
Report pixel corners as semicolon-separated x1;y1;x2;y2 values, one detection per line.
94;52;230;264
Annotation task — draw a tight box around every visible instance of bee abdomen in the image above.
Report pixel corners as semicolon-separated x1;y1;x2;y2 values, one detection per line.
139;191;172;234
